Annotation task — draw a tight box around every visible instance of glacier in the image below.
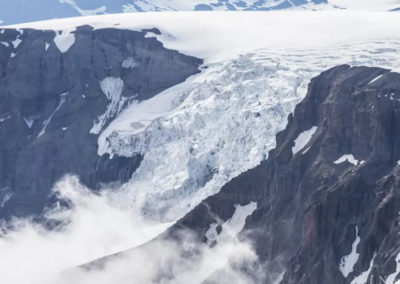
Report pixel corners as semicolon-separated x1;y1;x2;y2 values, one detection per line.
97;40;400;223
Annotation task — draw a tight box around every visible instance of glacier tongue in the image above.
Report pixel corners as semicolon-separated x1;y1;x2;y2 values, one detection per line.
99;40;400;223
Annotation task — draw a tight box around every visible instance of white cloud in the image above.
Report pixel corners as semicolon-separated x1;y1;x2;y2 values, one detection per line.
0;176;171;284
0;175;261;284
57;229;260;284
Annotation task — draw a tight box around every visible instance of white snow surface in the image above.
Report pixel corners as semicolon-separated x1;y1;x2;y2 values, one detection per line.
334;154;359;166
6;11;400;63
340;226;361;278
292;126;317;155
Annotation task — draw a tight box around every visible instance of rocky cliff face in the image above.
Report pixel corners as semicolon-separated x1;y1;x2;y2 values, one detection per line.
149;65;400;283
0;26;202;220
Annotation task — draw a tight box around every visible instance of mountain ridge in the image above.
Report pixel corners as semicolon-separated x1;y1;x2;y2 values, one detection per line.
1;0;400;25
79;65;400;284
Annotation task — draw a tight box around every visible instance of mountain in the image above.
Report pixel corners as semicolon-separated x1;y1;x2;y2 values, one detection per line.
0;25;202;220
1;0;400;26
1;10;400;284
2;11;399;223
82;65;400;284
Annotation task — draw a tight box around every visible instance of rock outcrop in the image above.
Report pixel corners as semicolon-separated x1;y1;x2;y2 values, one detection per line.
0;26;202;220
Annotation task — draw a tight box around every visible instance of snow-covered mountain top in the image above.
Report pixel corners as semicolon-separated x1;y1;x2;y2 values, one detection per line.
5;11;400;62
295;0;400;11
329;0;400;11
0;0;399;25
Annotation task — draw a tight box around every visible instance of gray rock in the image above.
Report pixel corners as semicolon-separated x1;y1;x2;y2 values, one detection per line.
0;26;202;221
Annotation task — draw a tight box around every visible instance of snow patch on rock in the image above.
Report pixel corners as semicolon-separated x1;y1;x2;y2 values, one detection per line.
292;126;317;155
38;93;68;137
220;202;257;240
91;77;128;135
54;29;75;53
12;38;21;49
334;154;359;166
340;226;361;278
205;202;257;245
368;74;384;85
205;223;219;245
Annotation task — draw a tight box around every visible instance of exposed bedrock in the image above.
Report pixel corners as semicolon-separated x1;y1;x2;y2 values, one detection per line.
0;26;202;220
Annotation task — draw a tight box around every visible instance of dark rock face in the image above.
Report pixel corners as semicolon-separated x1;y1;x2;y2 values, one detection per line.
166;65;400;283
0;26;202;220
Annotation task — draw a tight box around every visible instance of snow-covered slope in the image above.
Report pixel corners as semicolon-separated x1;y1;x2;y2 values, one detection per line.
1;0;399;25
7;11;400;62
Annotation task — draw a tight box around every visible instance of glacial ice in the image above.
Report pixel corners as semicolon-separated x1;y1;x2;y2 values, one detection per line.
98;41;400;223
